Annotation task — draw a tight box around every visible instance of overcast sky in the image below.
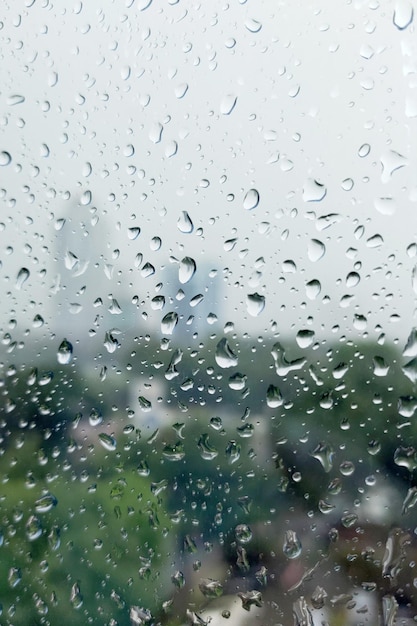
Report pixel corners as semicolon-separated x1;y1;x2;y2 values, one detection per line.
1;0;416;352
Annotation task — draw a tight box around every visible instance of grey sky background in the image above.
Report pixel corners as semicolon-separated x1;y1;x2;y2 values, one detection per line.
1;0;416;354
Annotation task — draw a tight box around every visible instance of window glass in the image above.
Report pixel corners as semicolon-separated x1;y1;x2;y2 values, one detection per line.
1;1;416;624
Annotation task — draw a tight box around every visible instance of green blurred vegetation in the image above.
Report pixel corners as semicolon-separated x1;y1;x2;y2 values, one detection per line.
0;334;417;624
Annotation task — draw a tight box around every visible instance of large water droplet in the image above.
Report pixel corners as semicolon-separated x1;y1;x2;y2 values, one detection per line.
35;493;57;513
401;486;417;515
198;578;223;599
70;582;83;609
393;1;413;29
98;433;117;451
271;342;306;376
198;434;218;460
296;329;315;348
215;338;238;368
0;151;11;166
16;267;30;289
308;239;326;262
177;211;194;233
311;442;334;473
303;178;327;202
220;94;237;115
403;328;417;357
382;595;398;626
246;292;265;316
57;338;73;364
306;279;321;299
161;312;178;335
8;567;22;588
293;597;313;626
382;528;410;580
243;188;260;210
266;384;283;408
179;256;196;284
245;18;262;33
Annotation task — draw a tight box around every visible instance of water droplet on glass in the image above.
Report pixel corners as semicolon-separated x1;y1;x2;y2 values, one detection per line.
311;442;334;472
382;528;410;580
238;590;263;611
283;530;302;558
177;211;194;233
401;486;417;515
198;434;218;460
16;267;30;289
308;239;326;262
225;440;241;464
179;256;196;284
306;279;321;299
98;433;117;451
171;570;185;589
70;582;83;609
403;328;417;357
128;227;141;240
246;292;265;316
243;188;260;210
266;384;283;408
372;356;389;377
293;597;314;626
215;338;238;368
198;578;223;598
26;515;42;541
393;1;413;29
271;342;306;376
296;329;315;348
303;178;327;202
162;442;185;461
245;18;262;32
57;338;73;364
161;312;178;335
235;524;252;543
35;493;57;513
7;94;25;105
149;122;163;144
220;94;237;115
0;151;11;166
382;595;398;626
8;567;22;588
138;396;152;412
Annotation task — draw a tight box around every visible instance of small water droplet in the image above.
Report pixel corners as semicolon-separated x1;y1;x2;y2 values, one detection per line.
306;279;321;299
57;338;73;364
70;582;83;609
128;227;141;240
243;188;260;210
26;515;42;541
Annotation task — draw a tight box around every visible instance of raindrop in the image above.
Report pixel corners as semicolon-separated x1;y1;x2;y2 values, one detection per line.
26;515;42;541
98;433;117;451
165;141;178;158
162;442;185;461
266;384;283;408
179;257;196;284
283;530;302;559
16;267;30;289
220;94;237;115
393;1;413;29
70;582;83;609
35;493;57;513
403;328;417;357
138;396;152;412
8;567;22;588
308;239;326;262
149;122;163;144
161;312;178;335
296;329;315;348
197;434;218;460
271;342;306;376
198;579;223;598
128;227;141;240
382;595;398;626
175;83;188;99
177;211;194;233
306;279;321;299
235;524;252;543
57;338;73;364
243;188;260;210
373;356;389;377
402;359;417;383
0;151;11;166
7;94;25;105
215;338;238;368
171;571;185;589
225;440;241;463
293;597;313;626
303;178;327;202
141;262;155;278
80;190;92;206
246;292;265;316
401;486;417;515
382;528;410;580
311;442;334;472
245;18;262;32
